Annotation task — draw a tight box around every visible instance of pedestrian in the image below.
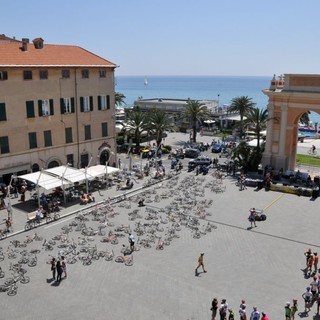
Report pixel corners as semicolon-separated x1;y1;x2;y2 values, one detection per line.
314;252;319;273
219;299;228;320
211;297;219;320
250;306;260;320
285;302;291;320
20;184;27;202
302;287;312;312
261;312;269;320
310;275;318;299
291;299;298;319
304;248;312;269
228;309;235;320
307;254;314;275
50;257;56;280
239;301;247;320
56;260;63;283
129;233;135;252
195;252;207;275
61;256;67;278
118;158;121;169
248;208;257;228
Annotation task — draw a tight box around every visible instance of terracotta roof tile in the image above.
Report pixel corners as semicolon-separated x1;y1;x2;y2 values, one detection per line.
0;41;116;67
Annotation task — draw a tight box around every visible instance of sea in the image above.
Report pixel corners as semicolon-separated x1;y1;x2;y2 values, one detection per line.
115;75;319;123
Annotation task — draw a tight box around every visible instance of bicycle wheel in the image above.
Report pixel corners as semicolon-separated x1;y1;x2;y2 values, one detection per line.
115;256;124;263
111;238;119;245
4;278;14;286
20;275;30;284
125;259;133;266
7;286;17;296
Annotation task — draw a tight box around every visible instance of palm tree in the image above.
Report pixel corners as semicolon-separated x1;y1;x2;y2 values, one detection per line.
147;109;172;147
115;92;126;107
122;107;148;148
244;107;268;151
229;96;256;138
184;100;210;143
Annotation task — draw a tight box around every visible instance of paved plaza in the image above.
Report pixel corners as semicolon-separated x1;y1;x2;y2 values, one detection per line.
0;132;320;320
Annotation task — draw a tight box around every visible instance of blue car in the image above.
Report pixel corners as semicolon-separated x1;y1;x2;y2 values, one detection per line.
211;143;225;153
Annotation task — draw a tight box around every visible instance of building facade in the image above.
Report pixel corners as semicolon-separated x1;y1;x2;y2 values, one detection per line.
0;36;117;184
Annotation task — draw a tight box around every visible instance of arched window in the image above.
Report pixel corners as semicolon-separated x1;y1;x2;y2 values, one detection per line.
32;163;40;172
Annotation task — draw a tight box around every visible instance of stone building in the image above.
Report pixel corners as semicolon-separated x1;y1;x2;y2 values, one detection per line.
0;36;117;184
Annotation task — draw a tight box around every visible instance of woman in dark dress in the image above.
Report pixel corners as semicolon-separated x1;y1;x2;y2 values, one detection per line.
56;260;63;283
211;297;219;320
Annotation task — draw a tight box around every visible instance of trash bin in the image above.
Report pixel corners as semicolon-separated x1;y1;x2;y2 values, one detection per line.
312;187;319;198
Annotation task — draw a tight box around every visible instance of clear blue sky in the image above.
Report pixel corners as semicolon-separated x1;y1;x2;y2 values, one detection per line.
2;0;320;76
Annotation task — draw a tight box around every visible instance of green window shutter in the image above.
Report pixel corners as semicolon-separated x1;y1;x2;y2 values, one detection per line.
38;100;43;117
107;95;110;109
90;96;93;111
98;96;101;110
28;132;37;149
101;122;108;137
80;97;84;112
0;103;7;121
49;99;54;115
0;136;10;154
26;101;35;118
60;98;65;114
71;97;75;113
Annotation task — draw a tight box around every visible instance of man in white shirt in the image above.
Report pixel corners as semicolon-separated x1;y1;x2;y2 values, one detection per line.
250;306;260;320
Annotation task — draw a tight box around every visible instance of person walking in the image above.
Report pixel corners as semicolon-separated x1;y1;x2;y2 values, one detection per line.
219;299;228;320
302;287;312;313
248;208;257;228
239;301;247;320
261;312;269;320
195;252;207;275
291;299;298;319
56;260;63;284
250;306;260;320
50;257;56;281
61;256;67;278
285;302;291;320
211;298;219;320
129;233;135;252
314;252;319;274
304;248;312;270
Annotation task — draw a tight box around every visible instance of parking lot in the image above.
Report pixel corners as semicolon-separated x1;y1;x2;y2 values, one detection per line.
0;132;319;319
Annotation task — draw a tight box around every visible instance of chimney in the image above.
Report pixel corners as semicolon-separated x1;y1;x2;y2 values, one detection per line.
32;37;44;49
21;38;29;51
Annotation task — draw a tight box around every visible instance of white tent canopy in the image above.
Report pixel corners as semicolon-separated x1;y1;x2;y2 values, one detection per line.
18;171;71;191
80;165;120;178
18;165;120;191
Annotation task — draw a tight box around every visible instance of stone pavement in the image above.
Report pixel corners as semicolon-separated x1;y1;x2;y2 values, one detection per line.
0;132;319;319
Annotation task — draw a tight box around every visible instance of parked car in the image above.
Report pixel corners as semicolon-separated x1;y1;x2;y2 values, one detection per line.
184;148;201;158
211;143;225;153
188;156;212;167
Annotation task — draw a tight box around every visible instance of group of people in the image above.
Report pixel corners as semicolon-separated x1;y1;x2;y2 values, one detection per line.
50;256;67;284
301;248;320;314
211;298;270;320
80;192;95;205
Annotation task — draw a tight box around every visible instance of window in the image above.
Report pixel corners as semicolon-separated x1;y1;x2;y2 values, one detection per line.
60;97;75;114
84;125;91;140
80;96;93;112
23;70;32;80
38;99;54;116
26;101;35;118
0;103;7;121
81;69;89;78
65;127;73;144
99;69;106;78
0;71;8;80
28;132;37;149
80;153;89;168
0;136;9;154
39;70;48;79
67;154;74;167
98;95;110;110
101;122;108;137
44;130;52;147
62;69;70;79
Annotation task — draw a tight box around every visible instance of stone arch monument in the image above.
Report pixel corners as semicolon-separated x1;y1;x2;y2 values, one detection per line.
262;74;320;171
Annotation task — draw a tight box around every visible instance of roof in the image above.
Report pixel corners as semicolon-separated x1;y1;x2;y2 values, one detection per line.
0;41;116;68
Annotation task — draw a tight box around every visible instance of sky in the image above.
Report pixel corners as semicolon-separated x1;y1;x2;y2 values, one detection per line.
2;0;320;76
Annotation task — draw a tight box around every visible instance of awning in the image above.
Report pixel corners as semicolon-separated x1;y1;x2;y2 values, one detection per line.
46;165;93;183
18;171;70;191
80;165;120;178
0;163;31;176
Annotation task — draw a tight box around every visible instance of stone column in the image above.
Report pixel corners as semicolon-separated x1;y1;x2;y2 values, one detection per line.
279;106;288;155
264;103;274;154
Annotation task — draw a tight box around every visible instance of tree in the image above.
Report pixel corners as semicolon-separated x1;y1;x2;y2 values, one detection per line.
122;106;148;148
184;100;210;143
244;107;268;151
115;92;126;107
147;108;172;147
229;96;256;138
